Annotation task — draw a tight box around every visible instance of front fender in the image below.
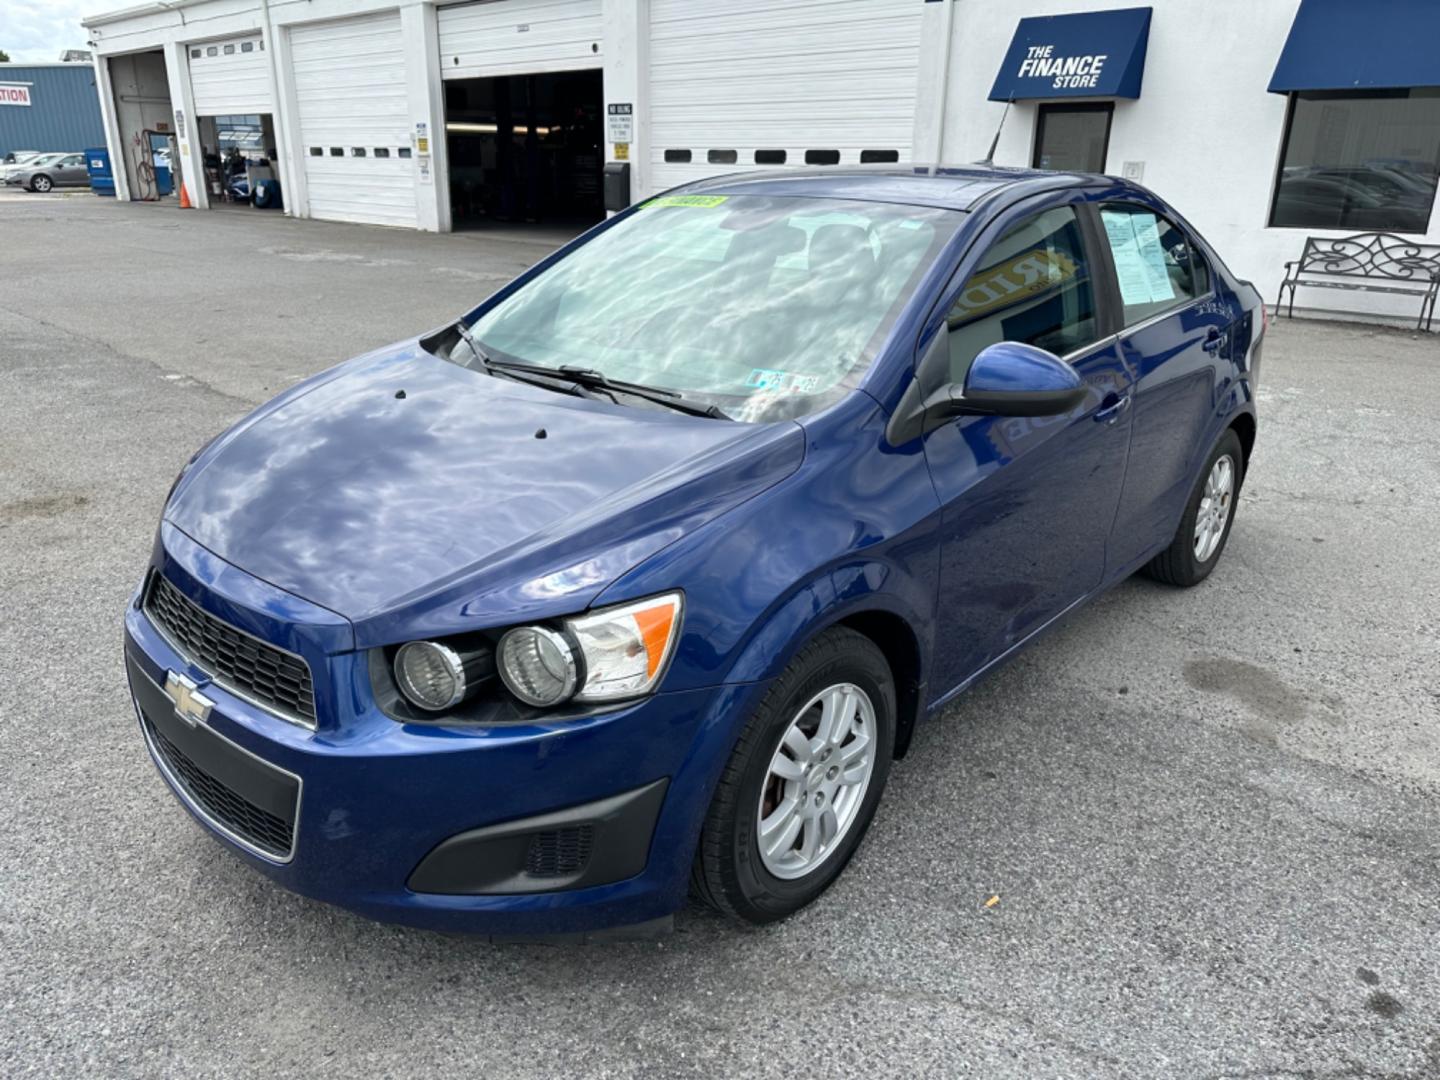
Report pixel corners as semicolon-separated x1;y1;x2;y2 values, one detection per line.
723;560;932;687
594;393;943;727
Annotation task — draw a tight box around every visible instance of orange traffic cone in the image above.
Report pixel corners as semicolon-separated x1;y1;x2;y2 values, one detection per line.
179;183;191;208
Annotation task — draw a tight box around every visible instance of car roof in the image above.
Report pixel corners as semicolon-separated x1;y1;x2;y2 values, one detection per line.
679;164;1100;212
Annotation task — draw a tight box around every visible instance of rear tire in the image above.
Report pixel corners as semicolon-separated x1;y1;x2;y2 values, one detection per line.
1143;429;1244;587
692;627;895;924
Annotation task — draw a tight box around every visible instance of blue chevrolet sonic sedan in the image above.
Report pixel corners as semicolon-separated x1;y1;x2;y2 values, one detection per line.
124;166;1263;934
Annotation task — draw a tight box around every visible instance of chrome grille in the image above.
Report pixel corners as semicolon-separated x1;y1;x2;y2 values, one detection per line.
144;574;317;727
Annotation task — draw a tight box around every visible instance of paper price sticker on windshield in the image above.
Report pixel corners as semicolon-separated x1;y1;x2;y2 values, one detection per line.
645;194;729;209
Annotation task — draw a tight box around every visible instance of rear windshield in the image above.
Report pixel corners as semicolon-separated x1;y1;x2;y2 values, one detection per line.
466;194;962;421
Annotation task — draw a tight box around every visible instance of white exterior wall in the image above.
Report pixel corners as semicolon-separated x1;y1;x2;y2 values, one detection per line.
922;0;1440;326
81;0;1440;327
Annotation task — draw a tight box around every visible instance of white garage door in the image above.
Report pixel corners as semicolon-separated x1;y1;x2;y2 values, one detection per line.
438;0;603;80
648;0;922;193
188;35;272;115
290;12;417;228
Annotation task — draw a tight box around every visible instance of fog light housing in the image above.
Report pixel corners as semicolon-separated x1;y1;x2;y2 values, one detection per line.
497;626;579;707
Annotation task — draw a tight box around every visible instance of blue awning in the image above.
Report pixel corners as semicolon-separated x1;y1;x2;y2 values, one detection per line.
988;7;1152;102
1269;0;1440;93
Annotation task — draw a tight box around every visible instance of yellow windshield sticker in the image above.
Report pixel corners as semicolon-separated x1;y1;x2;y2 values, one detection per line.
644;194;730;209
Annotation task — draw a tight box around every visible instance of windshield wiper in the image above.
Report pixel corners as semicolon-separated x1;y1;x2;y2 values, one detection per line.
453;323;729;420
453;321;613;403
554;365;732;420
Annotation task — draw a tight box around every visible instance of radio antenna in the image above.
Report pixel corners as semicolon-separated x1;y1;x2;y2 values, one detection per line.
980;97;1013;166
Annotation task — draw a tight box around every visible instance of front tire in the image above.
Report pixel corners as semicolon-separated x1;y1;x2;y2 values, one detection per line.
30;175;53;193
1143;429;1244;587
692;627;895;924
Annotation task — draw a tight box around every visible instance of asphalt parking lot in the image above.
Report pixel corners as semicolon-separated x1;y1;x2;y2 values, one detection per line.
2;195;1438;1079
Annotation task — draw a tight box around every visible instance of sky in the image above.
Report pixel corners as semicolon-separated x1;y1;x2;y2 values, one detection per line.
2;0;94;62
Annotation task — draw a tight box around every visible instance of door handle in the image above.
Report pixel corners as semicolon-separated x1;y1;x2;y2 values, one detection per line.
1202;327;1224;353
1094;392;1131;424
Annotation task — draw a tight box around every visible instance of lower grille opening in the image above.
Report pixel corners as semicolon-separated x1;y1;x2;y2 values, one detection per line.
524;825;594;878
144;717;294;859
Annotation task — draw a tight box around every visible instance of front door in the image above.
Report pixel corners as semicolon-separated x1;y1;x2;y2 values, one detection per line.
922;199;1134;696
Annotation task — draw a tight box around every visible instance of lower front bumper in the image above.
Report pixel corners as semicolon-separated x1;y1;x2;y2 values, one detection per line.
125;606;764;935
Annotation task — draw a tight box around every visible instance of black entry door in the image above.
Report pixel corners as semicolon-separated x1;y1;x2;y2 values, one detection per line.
1033;102;1114;172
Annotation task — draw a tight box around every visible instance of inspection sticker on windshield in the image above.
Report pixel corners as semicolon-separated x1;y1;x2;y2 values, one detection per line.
746;369;820;393
644;194;729;209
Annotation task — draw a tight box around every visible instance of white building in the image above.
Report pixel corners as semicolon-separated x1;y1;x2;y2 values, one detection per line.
83;0;1440;326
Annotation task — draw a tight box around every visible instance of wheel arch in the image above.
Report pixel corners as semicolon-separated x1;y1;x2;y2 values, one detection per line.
834;609;924;760
722;577;932;763
1228;409;1257;474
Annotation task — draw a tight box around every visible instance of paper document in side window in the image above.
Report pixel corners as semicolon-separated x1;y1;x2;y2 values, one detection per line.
1101;209;1175;307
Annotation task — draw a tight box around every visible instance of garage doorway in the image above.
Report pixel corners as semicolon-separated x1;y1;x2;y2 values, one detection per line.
444;70;604;232
105;50;176;201
195;114;283;211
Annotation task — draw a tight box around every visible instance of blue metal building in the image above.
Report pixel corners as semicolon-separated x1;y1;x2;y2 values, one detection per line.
0;63;107;159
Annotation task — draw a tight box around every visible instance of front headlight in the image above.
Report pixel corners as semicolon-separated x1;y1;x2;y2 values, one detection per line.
498;591;683;707
496;625;578;707
394;640;490;712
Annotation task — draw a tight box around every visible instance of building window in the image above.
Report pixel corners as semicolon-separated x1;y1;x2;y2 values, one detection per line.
373;147;390;158
241;42;254;53
398;147;412;159
206;46;218;57
860;149;899;164
805;149;841;165
1269;89;1440;233
351;147;367;157
191;49;201;59
708;149;737;165
330;147;343;157
1033;102;1112;172
664;149;692;163
754;149;786;165
223;44;235;55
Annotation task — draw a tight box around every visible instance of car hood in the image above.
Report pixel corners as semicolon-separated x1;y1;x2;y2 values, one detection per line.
165;342;804;642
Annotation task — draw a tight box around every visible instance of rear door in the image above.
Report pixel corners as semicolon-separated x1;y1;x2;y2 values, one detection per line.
922;194;1134;696
1091;202;1233;565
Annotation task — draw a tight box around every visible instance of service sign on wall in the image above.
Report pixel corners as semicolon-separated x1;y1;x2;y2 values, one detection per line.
0;84;33;107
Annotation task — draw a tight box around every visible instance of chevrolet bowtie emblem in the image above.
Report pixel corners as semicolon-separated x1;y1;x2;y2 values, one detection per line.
164;671;214;726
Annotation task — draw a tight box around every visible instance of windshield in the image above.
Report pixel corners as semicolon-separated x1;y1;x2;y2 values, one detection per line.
465;194;962;421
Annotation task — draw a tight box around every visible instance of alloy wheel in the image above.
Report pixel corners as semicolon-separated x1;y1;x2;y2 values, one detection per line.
33;176;52;192
1193;453;1235;562
756;682;877;880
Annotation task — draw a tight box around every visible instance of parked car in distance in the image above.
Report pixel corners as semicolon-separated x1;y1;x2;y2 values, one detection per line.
124;165;1263;936
7;152;88;191
0;150;46;180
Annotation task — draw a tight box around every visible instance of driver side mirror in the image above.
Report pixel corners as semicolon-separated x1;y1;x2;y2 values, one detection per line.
926;340;1087;419
886;339;1088;445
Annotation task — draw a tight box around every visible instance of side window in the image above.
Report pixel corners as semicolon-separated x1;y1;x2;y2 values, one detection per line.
1099;204;1206;326
943;205;1100;383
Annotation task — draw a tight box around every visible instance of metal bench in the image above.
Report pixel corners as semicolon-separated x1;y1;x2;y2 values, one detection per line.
1277;233;1440;332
